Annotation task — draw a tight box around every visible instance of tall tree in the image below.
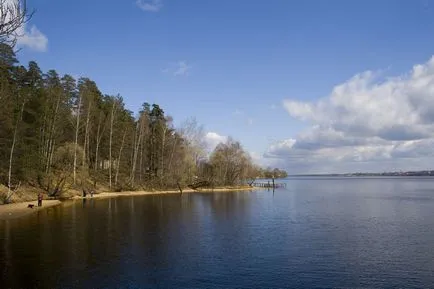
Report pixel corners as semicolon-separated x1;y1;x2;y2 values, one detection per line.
179;117;207;183
108;96;118;190
129;103;149;187
6;64;27;200
72;81;81;185
209;138;252;186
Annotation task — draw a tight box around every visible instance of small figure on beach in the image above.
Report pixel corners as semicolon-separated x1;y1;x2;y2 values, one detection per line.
90;190;94;198
37;192;43;207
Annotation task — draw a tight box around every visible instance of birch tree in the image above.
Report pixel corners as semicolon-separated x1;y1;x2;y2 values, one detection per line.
108;96;118;190
72;86;81;185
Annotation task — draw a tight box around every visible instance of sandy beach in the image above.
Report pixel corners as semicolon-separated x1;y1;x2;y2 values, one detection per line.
0;200;62;221
71;186;255;200
0;186;255;221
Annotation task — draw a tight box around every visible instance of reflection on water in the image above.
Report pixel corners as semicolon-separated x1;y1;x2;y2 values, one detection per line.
1;178;434;288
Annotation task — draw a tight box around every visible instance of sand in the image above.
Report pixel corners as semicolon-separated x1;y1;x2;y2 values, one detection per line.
72;186;255;200
0;200;62;221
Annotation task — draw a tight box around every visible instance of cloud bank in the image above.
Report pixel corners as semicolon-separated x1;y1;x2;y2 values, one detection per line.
268;56;434;174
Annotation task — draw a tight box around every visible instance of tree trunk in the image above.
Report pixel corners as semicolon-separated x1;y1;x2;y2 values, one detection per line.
95;111;107;172
46;93;61;173
83;101;92;169
129;121;139;184
139;137;143;184
115;129;127;186
7;102;25;200
73;94;82;185
160;126;167;186
130;117;144;186
40;109;48;167
167;135;178;178
109;100;116;190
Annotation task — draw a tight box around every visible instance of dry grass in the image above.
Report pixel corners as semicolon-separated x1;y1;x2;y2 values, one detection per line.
0;184;43;204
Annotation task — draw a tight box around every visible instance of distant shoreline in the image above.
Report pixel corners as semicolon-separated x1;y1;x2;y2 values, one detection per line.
0;186;255;221
290;171;434;177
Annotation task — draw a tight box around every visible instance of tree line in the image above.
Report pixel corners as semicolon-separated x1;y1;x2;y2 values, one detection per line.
258;168;288;179
0;44;287;203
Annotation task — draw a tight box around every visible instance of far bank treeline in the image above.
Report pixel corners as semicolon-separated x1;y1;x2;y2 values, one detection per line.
0;44;286;201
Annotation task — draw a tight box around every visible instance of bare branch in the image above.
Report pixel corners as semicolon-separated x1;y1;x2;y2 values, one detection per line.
0;0;34;48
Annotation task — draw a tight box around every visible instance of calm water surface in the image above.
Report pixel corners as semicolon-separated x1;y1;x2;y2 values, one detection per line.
2;177;434;288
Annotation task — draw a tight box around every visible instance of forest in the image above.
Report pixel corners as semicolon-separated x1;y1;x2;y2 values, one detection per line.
0;43;287;204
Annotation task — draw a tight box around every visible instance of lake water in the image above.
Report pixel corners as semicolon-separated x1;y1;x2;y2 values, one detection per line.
2;177;434;288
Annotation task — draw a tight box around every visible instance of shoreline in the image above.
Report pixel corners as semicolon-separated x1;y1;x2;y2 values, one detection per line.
0;186;255;221
72;186;256;200
0;200;62;221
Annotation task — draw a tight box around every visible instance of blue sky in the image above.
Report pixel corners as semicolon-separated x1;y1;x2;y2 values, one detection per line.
16;0;434;173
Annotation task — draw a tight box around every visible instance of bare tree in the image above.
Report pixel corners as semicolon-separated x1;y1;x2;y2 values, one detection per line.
0;0;33;47
114;129;127;186
7;101;24;200
179;117;207;182
83;99;92;169
73;92;82;185
94;110;107;171
129;114;146;187
108;98;117;190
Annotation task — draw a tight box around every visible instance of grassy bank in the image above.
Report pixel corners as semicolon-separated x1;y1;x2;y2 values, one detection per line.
0;185;255;221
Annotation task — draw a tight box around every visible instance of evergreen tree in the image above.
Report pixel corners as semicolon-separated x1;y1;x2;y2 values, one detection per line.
0;42;285;202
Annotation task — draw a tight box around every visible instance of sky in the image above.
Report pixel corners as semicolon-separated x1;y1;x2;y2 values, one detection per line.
14;0;434;174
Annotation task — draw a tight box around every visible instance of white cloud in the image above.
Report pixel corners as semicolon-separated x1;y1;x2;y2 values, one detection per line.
268;55;434;174
2;0;48;51
174;61;191;76
233;109;244;116
247;118;253;125
136;0;163;12
17;25;48;52
205;132;227;152
163;61;191;76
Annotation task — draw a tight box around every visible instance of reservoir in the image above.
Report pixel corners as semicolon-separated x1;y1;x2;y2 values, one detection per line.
2;177;434;288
